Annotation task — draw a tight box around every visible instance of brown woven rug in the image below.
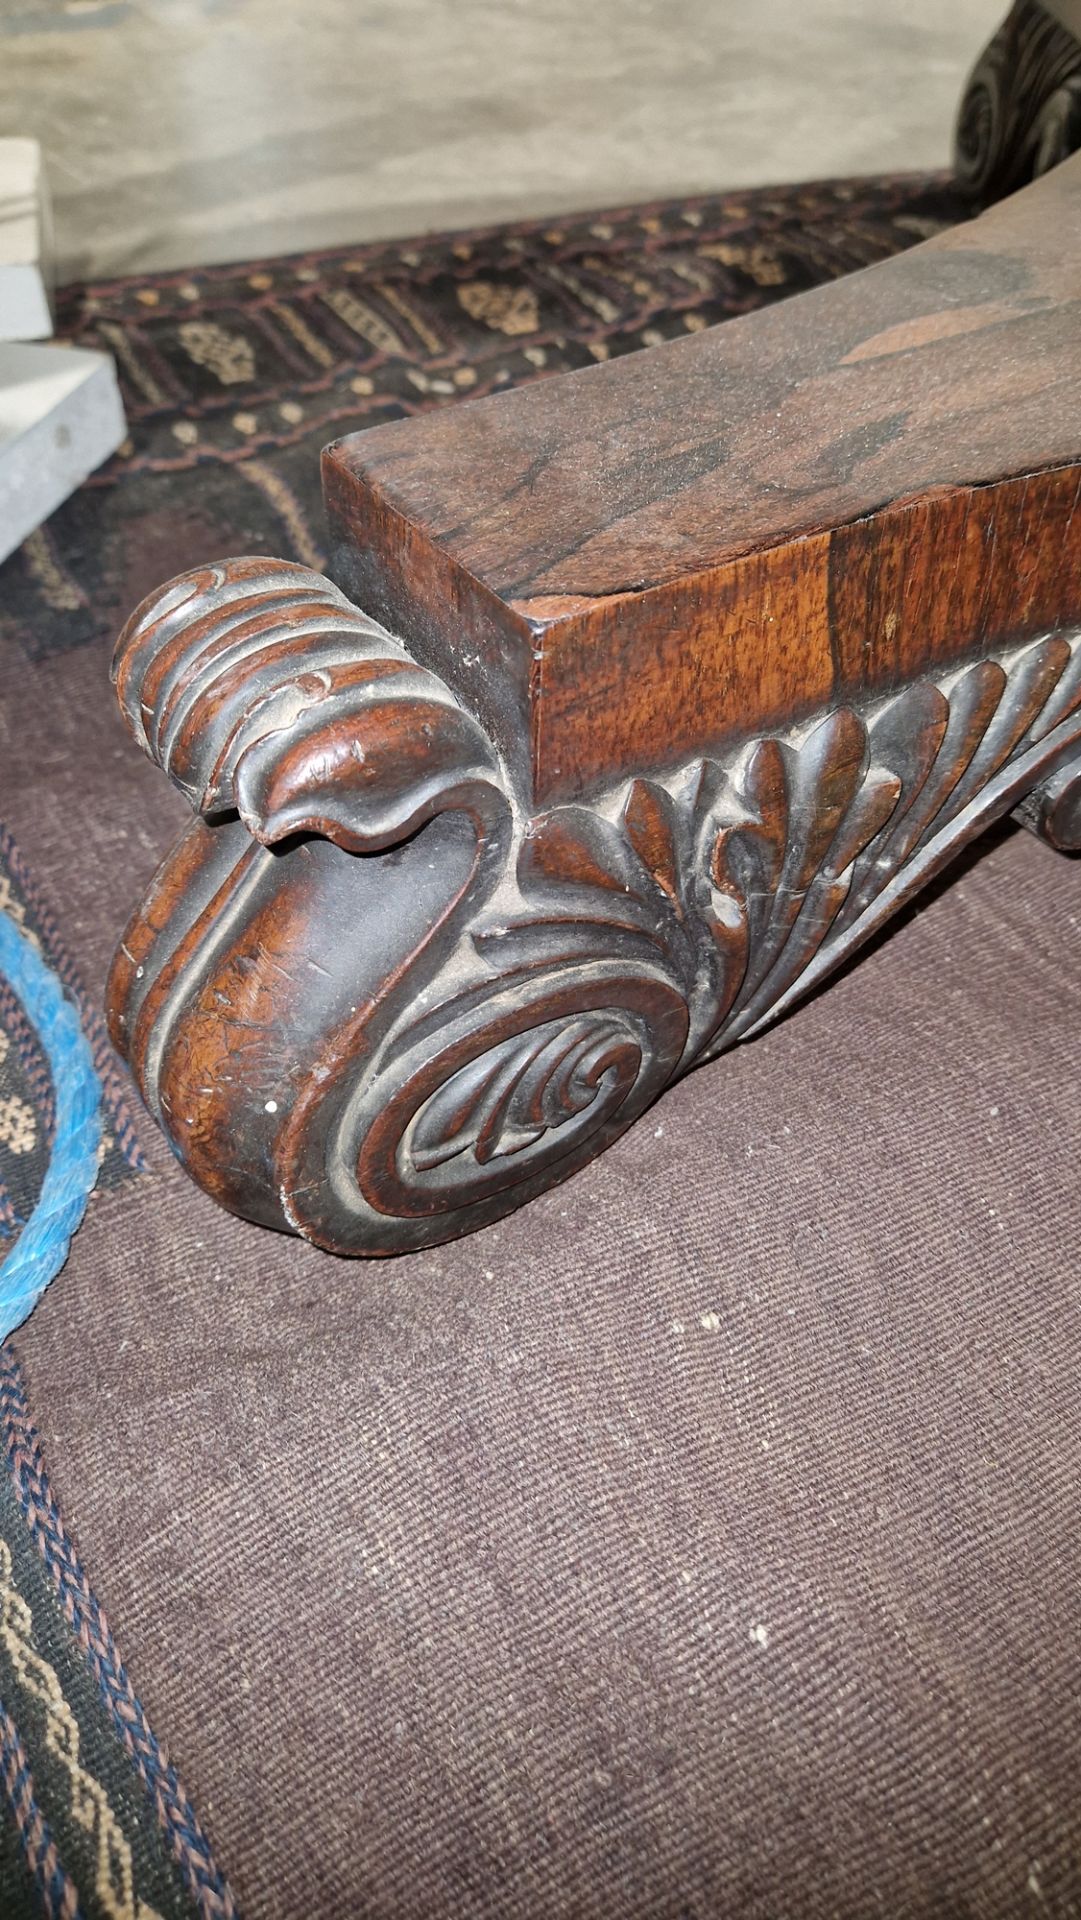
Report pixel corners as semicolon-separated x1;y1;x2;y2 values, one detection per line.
4;173;1081;1920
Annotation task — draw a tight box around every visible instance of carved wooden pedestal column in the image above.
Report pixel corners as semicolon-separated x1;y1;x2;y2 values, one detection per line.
107;147;1081;1256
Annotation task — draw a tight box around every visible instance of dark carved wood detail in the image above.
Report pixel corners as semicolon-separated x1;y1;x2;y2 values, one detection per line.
107;151;1081;1256
108;556;1081;1256
324;155;1081;814
955;0;1081;200
1016;754;1081;849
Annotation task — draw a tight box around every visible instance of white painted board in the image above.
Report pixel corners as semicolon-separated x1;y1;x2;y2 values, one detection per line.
0;139;52;342
0;344;126;567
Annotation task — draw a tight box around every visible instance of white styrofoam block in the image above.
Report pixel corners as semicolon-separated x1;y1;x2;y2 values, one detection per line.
0;139;52;342
0;343;126;566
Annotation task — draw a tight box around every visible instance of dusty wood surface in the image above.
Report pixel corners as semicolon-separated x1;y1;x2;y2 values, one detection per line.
326;154;1081;808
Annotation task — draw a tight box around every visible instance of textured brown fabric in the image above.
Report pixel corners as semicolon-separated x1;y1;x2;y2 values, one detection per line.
9;676;1081;1916
2;183;1081;1918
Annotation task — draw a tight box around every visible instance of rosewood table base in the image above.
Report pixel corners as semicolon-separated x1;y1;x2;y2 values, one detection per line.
105;6;1081;1255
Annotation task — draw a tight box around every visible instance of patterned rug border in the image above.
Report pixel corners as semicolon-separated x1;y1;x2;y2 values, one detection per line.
57;167;954;302
0;980;54;1242
52;168;964;488
0;1700;85;1920
0;825;147;1177
0;1343;239;1919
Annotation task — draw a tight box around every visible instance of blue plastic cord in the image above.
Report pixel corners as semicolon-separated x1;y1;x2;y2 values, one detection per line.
0;912;102;1338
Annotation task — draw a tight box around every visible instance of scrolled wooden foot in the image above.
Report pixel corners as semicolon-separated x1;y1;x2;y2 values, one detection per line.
108;553;1081;1255
108;153;1081;1254
108;556;698;1253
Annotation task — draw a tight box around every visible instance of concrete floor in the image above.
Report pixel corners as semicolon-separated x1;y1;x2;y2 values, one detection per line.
3;0;1003;281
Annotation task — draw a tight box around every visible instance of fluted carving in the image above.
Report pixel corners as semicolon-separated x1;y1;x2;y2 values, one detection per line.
112;557;508;847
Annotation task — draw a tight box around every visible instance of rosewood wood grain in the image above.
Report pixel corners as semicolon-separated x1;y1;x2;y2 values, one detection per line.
324;154;1081;811
107;153;1081;1256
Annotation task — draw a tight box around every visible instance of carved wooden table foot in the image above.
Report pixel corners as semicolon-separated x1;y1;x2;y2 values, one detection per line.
107;146;1081;1256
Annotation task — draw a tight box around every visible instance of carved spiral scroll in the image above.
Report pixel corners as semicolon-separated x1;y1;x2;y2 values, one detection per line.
955;0;1081;200
298;629;1081;1252
108;558;514;1243
286;972;690;1251
109;556;1081;1255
